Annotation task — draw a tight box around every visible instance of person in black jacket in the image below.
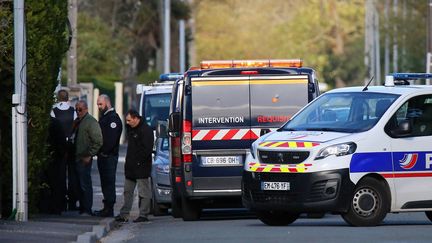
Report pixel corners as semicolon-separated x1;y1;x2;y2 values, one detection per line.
94;94;123;217
115;109;154;223
50;89;79;212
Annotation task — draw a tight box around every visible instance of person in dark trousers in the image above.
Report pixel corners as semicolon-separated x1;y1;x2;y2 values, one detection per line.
74;100;103;216
94;94;123;217
45;116;67;214
50;89;79;212
115;109;154;223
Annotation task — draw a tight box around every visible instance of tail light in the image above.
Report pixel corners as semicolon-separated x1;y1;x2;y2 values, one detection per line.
171;137;181;167
182;120;192;163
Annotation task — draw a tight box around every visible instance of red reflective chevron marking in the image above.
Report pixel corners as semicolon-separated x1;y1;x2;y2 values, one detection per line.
241;130;259;140
222;129;240;140
202;130;218;140
192;129;260;141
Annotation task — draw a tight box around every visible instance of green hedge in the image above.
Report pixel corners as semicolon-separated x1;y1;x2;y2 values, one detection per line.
0;1;68;217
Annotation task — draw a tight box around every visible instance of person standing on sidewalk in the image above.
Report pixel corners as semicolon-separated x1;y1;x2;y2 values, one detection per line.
50;89;80;212
74;100;103;215
115;109;154;223
94;94;123;217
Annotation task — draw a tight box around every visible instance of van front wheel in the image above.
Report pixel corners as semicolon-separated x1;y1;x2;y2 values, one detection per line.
256;211;299;226
341;177;390;226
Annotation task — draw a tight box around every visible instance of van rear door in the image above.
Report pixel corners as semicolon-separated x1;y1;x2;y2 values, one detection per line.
250;75;309;133
191;76;252;150
190;76;250;190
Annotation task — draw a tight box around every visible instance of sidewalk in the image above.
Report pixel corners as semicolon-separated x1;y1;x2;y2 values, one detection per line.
0;145;128;243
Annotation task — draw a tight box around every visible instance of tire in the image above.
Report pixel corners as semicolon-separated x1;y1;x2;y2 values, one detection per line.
341;177;390;227
256;211;299;226
181;196;201;221
425;211;432;222
152;190;168;216
171;190;182;218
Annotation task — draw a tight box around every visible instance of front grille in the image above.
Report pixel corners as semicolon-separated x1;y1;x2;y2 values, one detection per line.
258;150;310;164
247;189;298;205
254;172;298;182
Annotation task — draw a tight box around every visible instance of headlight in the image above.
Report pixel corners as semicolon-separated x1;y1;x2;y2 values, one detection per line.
250;141;258;159
315;142;357;160
156;164;170;174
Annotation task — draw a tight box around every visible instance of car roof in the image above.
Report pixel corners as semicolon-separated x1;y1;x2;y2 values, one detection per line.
327;85;432;96
144;85;172;95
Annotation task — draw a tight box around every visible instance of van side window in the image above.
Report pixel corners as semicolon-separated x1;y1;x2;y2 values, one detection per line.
385;94;432;137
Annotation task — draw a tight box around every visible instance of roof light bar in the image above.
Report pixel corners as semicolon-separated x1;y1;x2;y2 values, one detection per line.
200;59;303;69
160;73;183;82
391;73;432;80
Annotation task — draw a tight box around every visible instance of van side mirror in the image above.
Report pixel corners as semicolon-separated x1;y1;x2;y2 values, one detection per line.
391;119;412;137
168;112;180;137
156;122;168;138
260;128;271;136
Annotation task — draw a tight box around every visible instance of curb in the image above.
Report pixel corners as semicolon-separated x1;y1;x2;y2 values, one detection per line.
75;218;117;243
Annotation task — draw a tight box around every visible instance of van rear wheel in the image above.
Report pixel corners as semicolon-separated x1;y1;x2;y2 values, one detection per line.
181;197;201;221
256;211;299;226
171;190;182;218
341;177;390;226
152;190;168;216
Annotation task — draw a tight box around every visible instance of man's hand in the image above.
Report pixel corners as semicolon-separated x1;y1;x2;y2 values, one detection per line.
82;156;92;164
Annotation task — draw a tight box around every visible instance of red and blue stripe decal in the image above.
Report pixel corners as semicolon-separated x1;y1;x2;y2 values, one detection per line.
350;151;432;178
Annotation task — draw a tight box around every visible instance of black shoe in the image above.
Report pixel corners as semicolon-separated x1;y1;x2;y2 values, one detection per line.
79;211;94;216
94;208;105;214
68;204;79;211
115;215;128;222
133;216;149;223
94;208;113;217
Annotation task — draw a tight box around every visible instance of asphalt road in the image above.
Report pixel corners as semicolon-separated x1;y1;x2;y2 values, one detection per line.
100;210;432;243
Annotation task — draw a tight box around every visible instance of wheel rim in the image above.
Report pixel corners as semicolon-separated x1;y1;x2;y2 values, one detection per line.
352;188;379;217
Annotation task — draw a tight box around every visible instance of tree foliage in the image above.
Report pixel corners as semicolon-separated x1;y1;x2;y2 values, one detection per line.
193;0;427;88
77;0;190;84
0;1;68;216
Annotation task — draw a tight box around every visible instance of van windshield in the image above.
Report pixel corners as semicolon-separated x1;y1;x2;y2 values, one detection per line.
282;92;399;133
143;93;171;129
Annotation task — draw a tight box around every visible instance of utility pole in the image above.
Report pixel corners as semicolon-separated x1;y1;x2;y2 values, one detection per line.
179;19;186;73
13;0;28;222
365;0;380;85
67;0;77;86
392;0;398;72
427;0;432;84
163;0;171;73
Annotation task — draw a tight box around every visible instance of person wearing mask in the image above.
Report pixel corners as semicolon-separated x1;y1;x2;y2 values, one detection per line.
115;109;154;223
74;100;103;216
50;89;79;212
94;94;123;217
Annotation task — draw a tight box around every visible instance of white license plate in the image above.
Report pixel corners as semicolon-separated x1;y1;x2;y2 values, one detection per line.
261;182;290;191
201;156;242;166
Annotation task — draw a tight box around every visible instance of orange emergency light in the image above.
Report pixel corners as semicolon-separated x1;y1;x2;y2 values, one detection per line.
200;59;303;69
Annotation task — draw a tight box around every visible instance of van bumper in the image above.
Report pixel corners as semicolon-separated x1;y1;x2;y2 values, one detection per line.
242;169;355;213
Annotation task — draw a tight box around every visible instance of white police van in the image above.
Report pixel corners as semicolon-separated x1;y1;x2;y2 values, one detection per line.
242;73;432;226
136;73;183;131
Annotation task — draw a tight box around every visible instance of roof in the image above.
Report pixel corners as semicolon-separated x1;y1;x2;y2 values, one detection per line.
328;85;432;96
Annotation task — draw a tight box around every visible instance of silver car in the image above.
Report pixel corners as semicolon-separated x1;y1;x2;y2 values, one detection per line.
151;137;171;215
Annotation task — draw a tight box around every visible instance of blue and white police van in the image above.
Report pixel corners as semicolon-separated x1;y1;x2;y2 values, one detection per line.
168;59;320;220
243;73;432;226
136;73;183;131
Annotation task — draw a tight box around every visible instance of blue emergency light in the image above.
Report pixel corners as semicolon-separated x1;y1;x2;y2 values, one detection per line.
391;73;432;80
159;73;183;82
